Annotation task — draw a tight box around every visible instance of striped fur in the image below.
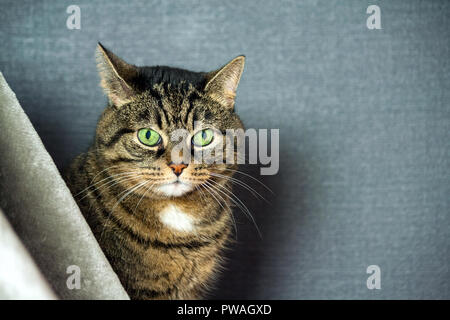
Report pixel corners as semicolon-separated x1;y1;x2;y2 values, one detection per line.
65;45;245;299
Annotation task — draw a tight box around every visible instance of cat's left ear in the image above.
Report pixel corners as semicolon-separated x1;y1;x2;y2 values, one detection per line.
96;42;138;107
204;56;245;110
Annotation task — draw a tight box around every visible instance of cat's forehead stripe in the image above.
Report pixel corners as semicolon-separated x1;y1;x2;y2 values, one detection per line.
133;86;203;129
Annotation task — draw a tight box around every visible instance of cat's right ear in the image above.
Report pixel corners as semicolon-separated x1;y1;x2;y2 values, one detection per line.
96;43;138;107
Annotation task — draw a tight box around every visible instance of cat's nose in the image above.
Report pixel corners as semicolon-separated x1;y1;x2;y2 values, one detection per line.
169;163;188;176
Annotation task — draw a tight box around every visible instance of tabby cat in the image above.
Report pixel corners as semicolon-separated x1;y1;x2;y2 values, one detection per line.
65;43;246;299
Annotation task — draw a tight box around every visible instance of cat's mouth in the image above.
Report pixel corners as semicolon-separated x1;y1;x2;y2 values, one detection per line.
156;179;193;197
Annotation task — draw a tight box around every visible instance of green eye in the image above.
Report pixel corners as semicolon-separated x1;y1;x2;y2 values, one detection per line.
192;129;214;147
137;128;162;146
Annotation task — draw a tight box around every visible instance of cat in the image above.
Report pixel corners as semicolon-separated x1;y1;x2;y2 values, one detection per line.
65;43;246;299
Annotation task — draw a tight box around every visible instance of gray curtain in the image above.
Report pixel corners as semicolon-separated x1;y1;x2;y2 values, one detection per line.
0;73;128;299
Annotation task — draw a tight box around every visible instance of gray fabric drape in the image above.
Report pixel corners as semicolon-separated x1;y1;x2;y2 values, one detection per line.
0;73;129;300
0;208;56;299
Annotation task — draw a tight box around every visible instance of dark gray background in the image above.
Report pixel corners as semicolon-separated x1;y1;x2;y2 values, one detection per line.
1;0;449;299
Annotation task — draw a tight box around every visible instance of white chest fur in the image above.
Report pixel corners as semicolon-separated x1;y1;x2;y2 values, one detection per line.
159;205;196;233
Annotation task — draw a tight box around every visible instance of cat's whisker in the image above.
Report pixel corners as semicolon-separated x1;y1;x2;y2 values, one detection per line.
220;168;274;195
209;172;270;203
204;180;262;239
88;164;123;184
194;185;208;205
193;185;214;225
75;171;142;197
199;184;238;239
194;184;222;227
111;180;151;213
78;173;142;200
204;180;249;217
100;180;150;241
94;175;144;198
133;181;157;215
209;187;238;239
85;175;145;211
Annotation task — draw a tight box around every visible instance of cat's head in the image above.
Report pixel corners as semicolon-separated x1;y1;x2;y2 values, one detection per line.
94;43;245;198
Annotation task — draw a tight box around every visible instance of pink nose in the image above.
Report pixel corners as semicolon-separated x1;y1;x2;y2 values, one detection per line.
169;163;187;176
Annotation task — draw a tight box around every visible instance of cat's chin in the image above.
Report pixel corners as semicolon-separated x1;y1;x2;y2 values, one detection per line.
156;181;194;197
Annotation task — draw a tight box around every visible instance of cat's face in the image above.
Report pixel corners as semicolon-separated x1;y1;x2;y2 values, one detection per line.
93;44;245;199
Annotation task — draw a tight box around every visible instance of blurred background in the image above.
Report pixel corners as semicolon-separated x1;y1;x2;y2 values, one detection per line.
0;0;449;299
